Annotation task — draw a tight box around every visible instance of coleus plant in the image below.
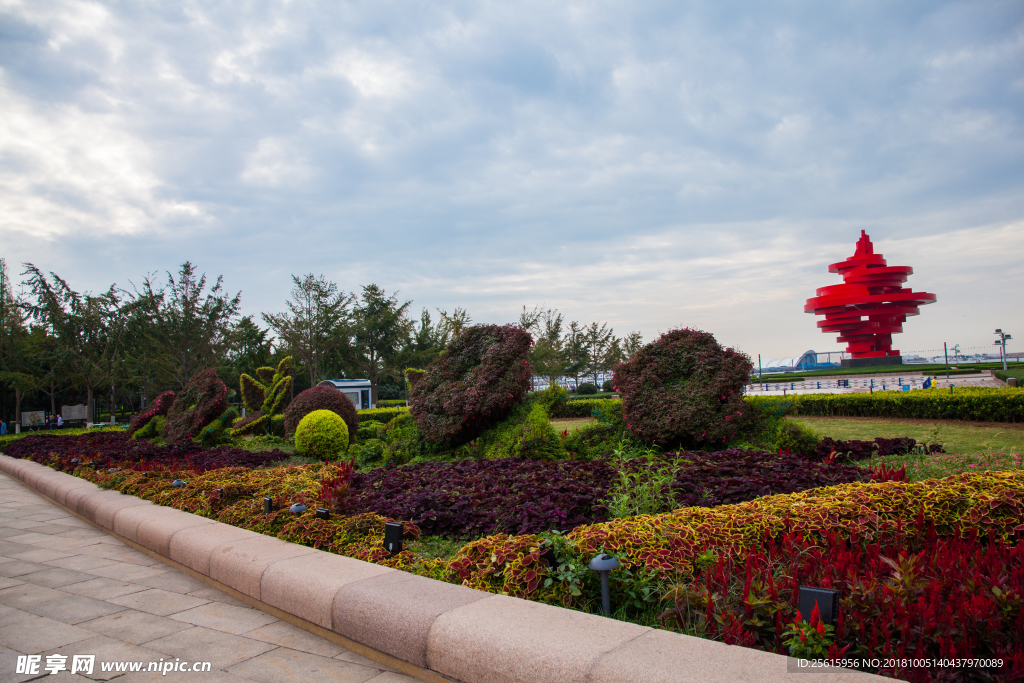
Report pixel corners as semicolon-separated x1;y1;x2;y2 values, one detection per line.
232;356;293;436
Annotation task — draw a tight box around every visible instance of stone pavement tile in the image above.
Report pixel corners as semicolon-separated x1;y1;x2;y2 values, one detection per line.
86;562;169;583
48;634;170;682
113;669;254;683
0;582;68;608
0;519;55;530
57;528;112;541
226;648;381;683
0;526;32;539
0;609;95;653
77;610;193;645
8;534;102;552
8;547;77;563
43;555;118;572
0;541;38;557
28;523;89;536
144;626;277;671
20;512;73;522
169;602;277;635
79;545;163;567
334;650;399;673
0;576;24;590
364;673;420;683
0;643;43;683
133;570;209;595
244;621;347;658
108;589;209;617
63;577;149;601
186;587;247;607
0;560;50;577
23;593;128;625
20;568;96;588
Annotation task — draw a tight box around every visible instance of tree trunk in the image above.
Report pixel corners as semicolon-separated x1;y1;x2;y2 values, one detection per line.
50;380;56;416
110;384;116;424
87;385;94;424
15;387;21;434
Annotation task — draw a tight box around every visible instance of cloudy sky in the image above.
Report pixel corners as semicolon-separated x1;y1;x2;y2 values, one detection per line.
1;0;1022;360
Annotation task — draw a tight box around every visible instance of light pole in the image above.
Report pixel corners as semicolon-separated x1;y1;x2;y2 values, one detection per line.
995;329;1013;371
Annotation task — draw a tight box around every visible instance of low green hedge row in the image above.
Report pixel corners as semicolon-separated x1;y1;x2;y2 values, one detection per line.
375;399;407;408
745;387;1024;422
550;397;622;418
357;407;409;424
994;368;1024;383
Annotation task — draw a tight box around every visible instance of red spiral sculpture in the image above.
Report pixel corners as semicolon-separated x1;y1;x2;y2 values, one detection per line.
805;231;936;360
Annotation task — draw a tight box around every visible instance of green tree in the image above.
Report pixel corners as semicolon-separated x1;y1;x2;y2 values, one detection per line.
563;321;589;388
622;331;644;360
0;258;30;425
262;274;355;388
519;306;567;387
582;322;615;388
134;262;241;388
350;284;412;403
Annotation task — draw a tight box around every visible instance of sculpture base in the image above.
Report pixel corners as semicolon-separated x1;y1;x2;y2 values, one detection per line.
841;356;904;369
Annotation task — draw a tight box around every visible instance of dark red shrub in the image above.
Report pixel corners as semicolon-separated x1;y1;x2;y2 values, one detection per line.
3;431;284;471
613;328;753;448
283;386;359;440
127;390;176;436
163;368;228;443
659;528;1024;682
409;324;533;444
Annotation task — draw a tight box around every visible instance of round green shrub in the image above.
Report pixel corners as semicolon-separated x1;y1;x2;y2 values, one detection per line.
613;328;753;448
294;410;350;461
773;419;821;456
601;380;614;392
576;382;598;395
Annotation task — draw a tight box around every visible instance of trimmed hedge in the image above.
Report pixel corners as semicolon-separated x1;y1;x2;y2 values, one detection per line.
295;410;349;461
357;407;408;424
745;387;1024;422
550;397;621;418
375;399;407;408
283;386;359;440
163;369;229;443
0;427;124;452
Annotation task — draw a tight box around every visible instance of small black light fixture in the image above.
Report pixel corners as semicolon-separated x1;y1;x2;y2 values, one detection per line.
71;458;80;465
797;586;839;627
383;522;403;556
215;488;223;496
263;497;273;514
316;508;330;520
108;468;121;473
289;503;307;516
589;554;620;616
171;479;187;487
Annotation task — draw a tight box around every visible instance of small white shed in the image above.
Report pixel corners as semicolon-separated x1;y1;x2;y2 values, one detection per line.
317;379;374;410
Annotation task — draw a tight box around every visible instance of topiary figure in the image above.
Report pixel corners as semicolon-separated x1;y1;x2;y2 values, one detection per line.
162;369;229;443
128;390;176;438
613;328;753;449
409;324;533;445
195;408;239;446
283;386;359;441
295;409;349;461
232;357;293;436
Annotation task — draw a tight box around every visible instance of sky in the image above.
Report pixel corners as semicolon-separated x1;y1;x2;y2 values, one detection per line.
1;0;1022;361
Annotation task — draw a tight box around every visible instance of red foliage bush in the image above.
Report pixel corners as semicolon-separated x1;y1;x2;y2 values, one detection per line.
613;328;753;448
659;527;1024;682
127;390;176;436
163;368;228;443
409;324;533;444
283;387;359;440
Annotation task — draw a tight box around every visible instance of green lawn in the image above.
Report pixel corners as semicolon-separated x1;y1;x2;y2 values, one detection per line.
550;417;596;434
793;415;1024;481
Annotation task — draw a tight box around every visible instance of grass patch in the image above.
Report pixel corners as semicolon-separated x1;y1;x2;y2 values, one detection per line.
550;417;596;434
406;535;465;561
864;449;1024;482
791;415;1024;456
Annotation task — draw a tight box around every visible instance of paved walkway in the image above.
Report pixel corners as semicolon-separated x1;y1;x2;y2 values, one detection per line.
0;472;416;683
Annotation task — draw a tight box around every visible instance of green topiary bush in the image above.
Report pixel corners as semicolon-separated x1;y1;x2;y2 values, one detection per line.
409;324;533;445
772;418;821;455
475;396;566;460
613;328;753;449
128;390;176;437
232;357;293;436
601;380;614;392
195;408;239;446
294;409;349;461
283;386;359;441
576;382;598;395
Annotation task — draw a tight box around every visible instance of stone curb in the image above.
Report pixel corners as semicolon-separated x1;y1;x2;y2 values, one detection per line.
0;455;893;683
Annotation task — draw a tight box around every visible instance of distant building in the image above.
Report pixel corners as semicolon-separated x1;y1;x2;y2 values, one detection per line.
317;379;374;410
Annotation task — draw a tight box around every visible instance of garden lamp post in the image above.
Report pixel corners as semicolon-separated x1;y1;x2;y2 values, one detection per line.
589;554;619;616
995;329;1012;371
